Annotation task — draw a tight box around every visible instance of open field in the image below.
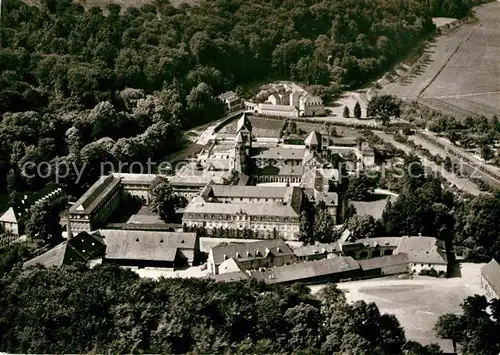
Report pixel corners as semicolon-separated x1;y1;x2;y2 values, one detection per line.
220;116;285;138
310;264;485;341
326;90;370;118
382;2;500;118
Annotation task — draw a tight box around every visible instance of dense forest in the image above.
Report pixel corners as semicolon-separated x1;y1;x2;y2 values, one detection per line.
0;263;444;354
0;0;485;199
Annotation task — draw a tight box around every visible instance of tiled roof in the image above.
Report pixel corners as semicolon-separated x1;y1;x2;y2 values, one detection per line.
354;237;402;248
481;259;500;297
254;165;305;177
293;242;340;257
357;254;409;271
0;207;17;223
250;256;360;284
396;236;447;265
70;175;121;214
330;137;358;146
251;147;306;161
184;199;301;218
210;185;287;199
112;173;159;185
258;103;298;112
218;91;237;100
23;231;105;268
99;229;197;262
304;131;320;146
237;112;252;132
210;239;294;266
170;167;230;185
24;243;72;268
14;183;62;218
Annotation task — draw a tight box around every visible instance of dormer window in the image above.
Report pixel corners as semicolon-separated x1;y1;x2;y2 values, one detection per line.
136;238;139;242
277;247;282;253
236;252;241;258
224;254;228;260
160;239;164;243
246;251;252;257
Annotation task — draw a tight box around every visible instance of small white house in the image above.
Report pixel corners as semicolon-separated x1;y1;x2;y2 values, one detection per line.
0;207;19;235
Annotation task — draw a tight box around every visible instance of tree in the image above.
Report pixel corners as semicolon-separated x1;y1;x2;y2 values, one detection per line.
65;126;82;155
346;175;374;201
185;82;224;127
25;200;63;247
299;203;316;245
354;102;362;119
403;341;442;355
346;215;377;239
344;203;357;221
149;177;177;221
343;106;350;118
481;144;494;161
434;296;500;355
313;208;339;243
454;194;500;261
367;95;401;125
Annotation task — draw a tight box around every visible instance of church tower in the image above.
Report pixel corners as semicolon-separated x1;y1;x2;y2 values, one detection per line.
233;113;252;173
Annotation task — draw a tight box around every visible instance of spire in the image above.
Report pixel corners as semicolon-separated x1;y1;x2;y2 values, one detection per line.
304;131;320;147
237;112;252;133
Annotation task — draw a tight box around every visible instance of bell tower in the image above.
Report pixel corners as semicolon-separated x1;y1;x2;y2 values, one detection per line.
233;113;252;174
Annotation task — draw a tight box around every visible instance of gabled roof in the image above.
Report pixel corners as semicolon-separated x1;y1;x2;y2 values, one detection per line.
395;236;447;265
304;131;320;146
293;242;340;257
237;112;252;133
251;147;306;161
210;239;294;266
98;229;197;262
250;256;360;284
481;259;500;297
23;231;105;268
69;175;121;215
357;254;409;271
258;103;298;112
210;185;288;199
218;91;238;100
0;207;18;224
235;131;245;144
14;183;62;218
218;257;247;274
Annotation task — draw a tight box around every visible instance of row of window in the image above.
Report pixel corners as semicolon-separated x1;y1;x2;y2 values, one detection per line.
185;213;299;223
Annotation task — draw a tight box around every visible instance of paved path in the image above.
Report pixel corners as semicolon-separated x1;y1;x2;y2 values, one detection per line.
374;131;482;195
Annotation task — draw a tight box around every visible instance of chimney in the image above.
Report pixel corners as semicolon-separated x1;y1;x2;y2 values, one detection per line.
418;233;422;237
